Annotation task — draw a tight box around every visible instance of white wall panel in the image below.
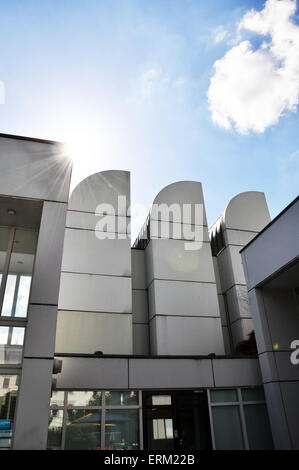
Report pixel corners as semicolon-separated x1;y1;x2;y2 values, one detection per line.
0;137;71;203
150;221;210;242
58;272;132;313
61;228;131;276
56;310;133;354
148;239;216;283
129;358;214;389
226;285;251;323
148;280;220;319
150;315;224;355
68;170;130;215
224;229;258;246
66;211;129;233
212;358;262;387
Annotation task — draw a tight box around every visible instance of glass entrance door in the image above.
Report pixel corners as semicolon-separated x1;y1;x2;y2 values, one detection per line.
144;405;175;450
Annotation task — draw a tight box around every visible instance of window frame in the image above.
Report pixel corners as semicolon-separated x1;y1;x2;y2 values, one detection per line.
207;387;270;450
0;225;38;368
0;226;37;320
48;390;143;450
0;371;21;449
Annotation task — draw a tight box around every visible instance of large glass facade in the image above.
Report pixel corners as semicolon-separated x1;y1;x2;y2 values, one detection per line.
48;388;273;450
48;390;141;450
0;224;39;449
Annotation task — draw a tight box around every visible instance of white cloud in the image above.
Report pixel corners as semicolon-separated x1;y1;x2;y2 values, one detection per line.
214;28;228;43
207;0;299;133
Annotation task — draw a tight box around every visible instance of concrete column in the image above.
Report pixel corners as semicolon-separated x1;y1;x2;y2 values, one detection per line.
12;201;68;450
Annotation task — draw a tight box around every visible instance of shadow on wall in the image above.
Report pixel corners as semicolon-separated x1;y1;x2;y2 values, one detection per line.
234;331;258;356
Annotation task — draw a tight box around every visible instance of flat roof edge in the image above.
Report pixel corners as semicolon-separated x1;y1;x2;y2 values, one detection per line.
240;195;299;253
54;353;258;360
0;132;64;145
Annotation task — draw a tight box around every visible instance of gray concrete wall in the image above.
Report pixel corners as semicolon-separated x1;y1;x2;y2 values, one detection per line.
0;135;71;203
55;356;262;390
0;135;72;450
140;181;225;356
56;170;133;355
210;192;271;349
245;286;299;449
13;201;69;450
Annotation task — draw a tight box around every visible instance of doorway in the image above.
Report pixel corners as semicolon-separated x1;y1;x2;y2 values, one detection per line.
143;390;212;450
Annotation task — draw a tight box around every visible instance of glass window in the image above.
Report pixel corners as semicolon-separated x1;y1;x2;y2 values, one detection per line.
0;326;9;344
47;409;63;450
105;409;139;450
67;391;102;407
241;388;265;402
212;405;244;450
1;229;38;318
1;275;16;316
50;391;65;407
105;391;138;406
244;404;273;449
0;374;18;449
11;327;25;345
65;409;101;450
48;389;141;450
153;418;174;440
152;395;172;406
15;276;32;318
210;389;238;403
0;326;25;364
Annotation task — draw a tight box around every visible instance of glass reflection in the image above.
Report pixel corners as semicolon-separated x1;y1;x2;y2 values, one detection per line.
105;391;138;406
0;374;18;449
212;405;244;450
67;391;102;407
1;275;16;316
0;326;25;364
15;276;32;317
105;410;139;450
152;418;173;440
47;410;63;450
50;391;65;407
65;409;101;450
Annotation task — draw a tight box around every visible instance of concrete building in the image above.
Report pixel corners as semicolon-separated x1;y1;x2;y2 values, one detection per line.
0;133;298;451
241;196;299;450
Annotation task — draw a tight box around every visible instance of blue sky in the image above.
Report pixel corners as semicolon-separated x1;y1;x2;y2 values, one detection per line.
0;0;298;239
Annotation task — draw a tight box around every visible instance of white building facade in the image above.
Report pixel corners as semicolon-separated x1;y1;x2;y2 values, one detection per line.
0;133;298;450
